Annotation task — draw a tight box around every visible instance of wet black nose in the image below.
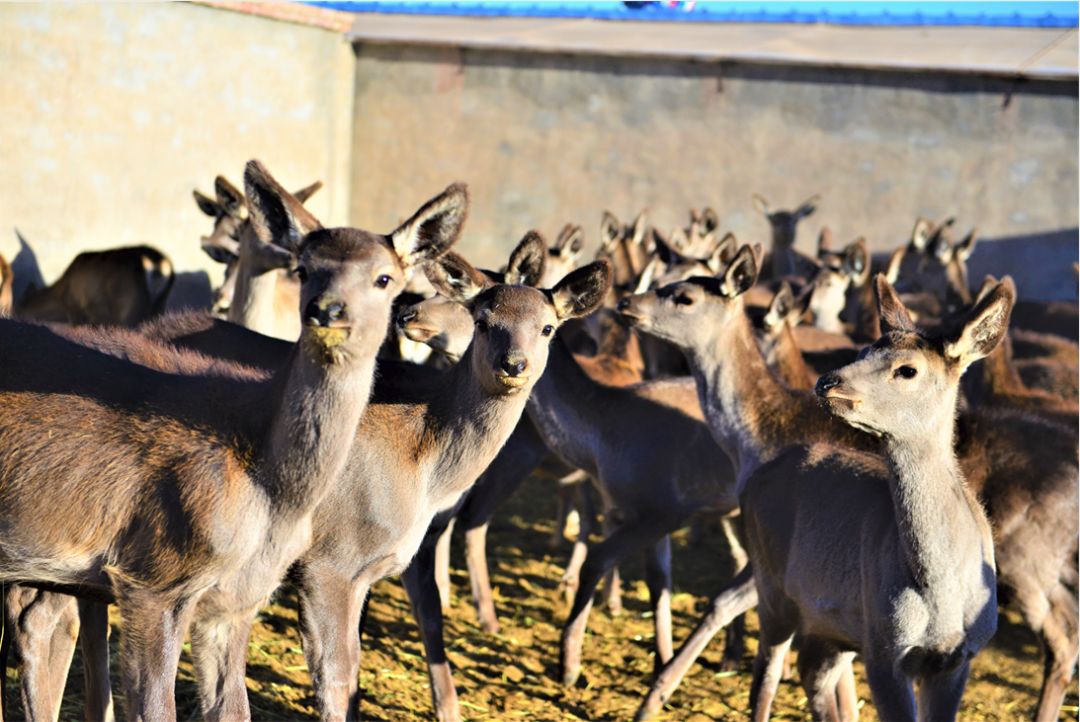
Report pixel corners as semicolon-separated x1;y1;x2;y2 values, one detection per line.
815;372;842;397
306;299;348;327
616;297;631;313
397;308;417;328
500;355;528;377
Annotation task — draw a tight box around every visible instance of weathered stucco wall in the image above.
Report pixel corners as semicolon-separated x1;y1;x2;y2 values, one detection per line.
350;44;1078;299
0;2;354;302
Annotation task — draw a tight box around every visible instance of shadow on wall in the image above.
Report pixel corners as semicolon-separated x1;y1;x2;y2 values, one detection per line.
967;228;1079;302
165;272;213;313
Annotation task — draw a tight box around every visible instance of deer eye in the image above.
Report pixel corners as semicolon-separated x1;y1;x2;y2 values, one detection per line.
674;294;694;306
476;319;489;333
541;324;554;337
894;365;918;379
295;266;309;283
375;274;392;289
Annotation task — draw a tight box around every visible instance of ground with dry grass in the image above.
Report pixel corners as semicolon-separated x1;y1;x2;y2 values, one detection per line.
9;474;1077;721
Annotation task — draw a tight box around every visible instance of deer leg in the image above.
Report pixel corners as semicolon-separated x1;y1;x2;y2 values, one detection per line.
549;483;575;549
463;522;498;634
833;655;859;722
643;535;674;673
797;636;849;722
113;587;197;722
636;566;757;721
10;589;79;722
599;504;624;616
749;629;794;722
1035;581;1079;722
433;518;455;613
560;518;671;688
862;655;916;722
189;609;255;722
718;513;749;672
916;660;970;722
401;545;461;722
77;599;114;722
295;565;368;722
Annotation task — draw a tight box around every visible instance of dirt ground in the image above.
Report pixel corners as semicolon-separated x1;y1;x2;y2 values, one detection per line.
8;474;1078;721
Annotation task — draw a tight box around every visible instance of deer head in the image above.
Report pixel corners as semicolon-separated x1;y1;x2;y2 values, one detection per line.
242;160;467;365
815;274;1013;440
415;233;611;395
752;193;819;250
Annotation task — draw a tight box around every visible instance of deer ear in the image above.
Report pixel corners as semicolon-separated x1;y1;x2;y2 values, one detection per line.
389;182;469;268
631;210;649;246
214;176;245;217
292;180;323;204
873;274;915;334
910;218;932;251
557;224;584;256
425;251;491;305
550;260;612;322
885;246;905;285
843;238;870;285
797;195;820;219
955;228;978;262
752;194;770;215
721;245;759;298
201;240;239;265
194;190;222;217
817;226;834;254
706;232;737;274
244;160;322;253
945;277;1015;370
669;226;689;254
600;211;621;247
700;207;719;235
763;281;794;331
973;274;997;305
505;231;546;287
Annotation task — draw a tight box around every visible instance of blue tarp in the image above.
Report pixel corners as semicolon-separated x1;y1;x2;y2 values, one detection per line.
310;2;1078;28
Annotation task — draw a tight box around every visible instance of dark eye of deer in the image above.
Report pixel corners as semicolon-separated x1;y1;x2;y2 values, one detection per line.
476;319;489;333
375;274;392;289
674;294;694;306
541;324;554;337
295;266;308;283
895;365;918;379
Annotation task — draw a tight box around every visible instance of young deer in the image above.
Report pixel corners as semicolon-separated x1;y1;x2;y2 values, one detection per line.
0;161;465;722
751;192;820;280
194;173;322;332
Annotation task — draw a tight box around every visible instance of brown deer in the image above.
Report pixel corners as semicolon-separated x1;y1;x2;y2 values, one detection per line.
0;161;465;722
0;251;13;315
194;174;322;330
751;192;820;280
14;241;174;326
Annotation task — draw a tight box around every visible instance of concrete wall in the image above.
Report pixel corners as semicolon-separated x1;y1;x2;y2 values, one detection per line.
350;44;1078;299
0;2;354;304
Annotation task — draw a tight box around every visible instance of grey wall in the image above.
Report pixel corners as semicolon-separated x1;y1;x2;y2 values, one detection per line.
0;2;354;301
350;44;1078;299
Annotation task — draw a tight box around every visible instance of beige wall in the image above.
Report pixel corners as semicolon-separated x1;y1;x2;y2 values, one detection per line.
350;44;1078;298
0;2;354;299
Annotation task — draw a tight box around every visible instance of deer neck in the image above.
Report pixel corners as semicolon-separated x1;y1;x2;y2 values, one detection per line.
771;323;817;391
420;349;532;504
882;403;994;630
261;341;376;516
228;259;282;336
526;335;604;475
597;313;642;367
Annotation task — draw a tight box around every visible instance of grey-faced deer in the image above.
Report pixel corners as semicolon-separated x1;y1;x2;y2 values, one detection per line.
194;174;322;331
15;243;174;326
751;192;820;280
0;161;464;722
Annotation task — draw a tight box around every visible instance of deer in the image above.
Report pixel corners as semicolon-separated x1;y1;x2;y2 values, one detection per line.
751;192;820;281
194;173;322;333
13;241;174;326
0;161;466;722
0;251;13;315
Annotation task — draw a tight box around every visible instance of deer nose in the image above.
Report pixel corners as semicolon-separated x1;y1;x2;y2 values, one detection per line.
397;308;417;328
616;297;631;313
305;298;349;328
815;372;842;397
500;353;528;377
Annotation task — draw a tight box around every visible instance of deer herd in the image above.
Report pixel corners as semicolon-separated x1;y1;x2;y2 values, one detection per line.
0;162;1074;722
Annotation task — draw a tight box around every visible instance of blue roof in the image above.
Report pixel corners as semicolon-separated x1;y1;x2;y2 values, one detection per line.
311;2;1078;28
